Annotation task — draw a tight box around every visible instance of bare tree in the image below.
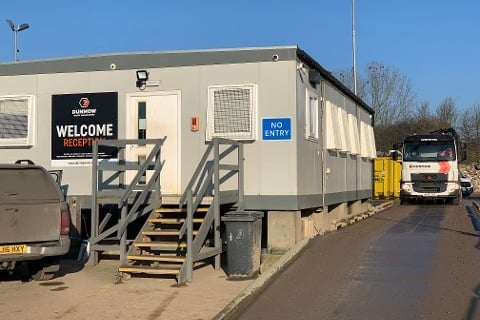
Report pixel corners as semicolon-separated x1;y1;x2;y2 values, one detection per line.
334;61;480;160
334;62;416;127
364;62;416;127
457;103;480;163
334;62;417;152
459;102;480;142
333;68;367;100
410;101;435;134
434;97;458;128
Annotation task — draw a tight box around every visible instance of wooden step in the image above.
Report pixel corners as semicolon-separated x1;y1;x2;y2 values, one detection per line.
142;229;180;236
134;241;187;249
118;265;180;275
160;195;213;206
127;254;185;263
149;218;204;224
155;207;209;213
142;230;198;236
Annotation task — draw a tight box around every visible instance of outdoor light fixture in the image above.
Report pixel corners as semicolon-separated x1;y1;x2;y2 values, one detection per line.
136;70;149;89
6;19;30;62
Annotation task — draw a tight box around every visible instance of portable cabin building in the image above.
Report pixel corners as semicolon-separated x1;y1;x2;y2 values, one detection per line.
0;46;376;253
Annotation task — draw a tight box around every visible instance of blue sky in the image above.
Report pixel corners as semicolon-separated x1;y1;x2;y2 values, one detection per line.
1;1;478;111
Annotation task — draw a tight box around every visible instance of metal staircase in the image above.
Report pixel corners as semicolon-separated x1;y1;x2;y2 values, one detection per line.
117;205;208;278
90;137;244;284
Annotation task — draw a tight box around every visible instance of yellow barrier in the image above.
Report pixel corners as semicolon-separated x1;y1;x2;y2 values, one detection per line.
374;157;402;199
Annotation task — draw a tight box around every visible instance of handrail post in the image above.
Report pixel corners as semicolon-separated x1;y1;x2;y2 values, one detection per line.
237;143;245;211
213;139;221;269
186;189;193;281
155;145;161;206
90;141;99;265
119;203;127;264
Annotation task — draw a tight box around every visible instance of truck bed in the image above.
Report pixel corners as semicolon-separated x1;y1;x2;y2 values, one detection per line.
0;165;67;246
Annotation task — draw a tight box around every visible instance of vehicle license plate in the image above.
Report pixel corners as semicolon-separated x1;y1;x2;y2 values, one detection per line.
0;244;26;254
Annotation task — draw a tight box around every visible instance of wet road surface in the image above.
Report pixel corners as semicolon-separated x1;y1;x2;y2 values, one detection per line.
227;199;480;320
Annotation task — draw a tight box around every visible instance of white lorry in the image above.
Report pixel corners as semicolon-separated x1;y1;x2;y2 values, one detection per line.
395;128;466;205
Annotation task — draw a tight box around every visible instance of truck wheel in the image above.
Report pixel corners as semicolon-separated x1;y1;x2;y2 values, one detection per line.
28;259;60;281
452;196;460;205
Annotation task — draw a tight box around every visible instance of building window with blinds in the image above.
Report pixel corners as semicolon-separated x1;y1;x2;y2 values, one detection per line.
305;89;319;140
0;95;35;146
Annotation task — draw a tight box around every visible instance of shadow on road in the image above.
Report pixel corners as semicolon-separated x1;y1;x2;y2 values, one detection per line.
371;206;480;239
465;279;480;319
464;203;480;319
0;241;88;283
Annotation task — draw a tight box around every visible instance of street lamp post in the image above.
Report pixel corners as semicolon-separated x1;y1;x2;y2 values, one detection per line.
352;0;357;95
6;19;30;62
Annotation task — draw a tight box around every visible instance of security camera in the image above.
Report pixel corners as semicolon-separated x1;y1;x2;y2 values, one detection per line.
109;63;117;70
272;54;279;62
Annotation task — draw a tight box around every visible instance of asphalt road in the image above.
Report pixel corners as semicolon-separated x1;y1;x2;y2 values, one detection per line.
227;197;480;320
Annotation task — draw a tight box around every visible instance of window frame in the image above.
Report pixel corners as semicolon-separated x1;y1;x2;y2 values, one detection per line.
305;88;319;141
0;94;35;147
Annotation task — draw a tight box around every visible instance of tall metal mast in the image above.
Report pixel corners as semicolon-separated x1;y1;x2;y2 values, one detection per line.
352;0;358;94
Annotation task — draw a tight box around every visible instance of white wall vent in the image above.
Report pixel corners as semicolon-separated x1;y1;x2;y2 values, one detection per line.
207;84;257;141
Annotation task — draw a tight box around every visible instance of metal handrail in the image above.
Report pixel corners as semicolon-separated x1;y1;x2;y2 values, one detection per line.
90;138;164;265
178;138;244;282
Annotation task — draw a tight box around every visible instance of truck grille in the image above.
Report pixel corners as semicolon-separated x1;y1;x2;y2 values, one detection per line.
411;173;447;193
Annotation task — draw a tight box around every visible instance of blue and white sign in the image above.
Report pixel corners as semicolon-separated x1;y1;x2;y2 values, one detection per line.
262;117;292;141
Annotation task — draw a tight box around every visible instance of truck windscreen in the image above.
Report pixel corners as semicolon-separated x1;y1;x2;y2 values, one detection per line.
403;141;456;161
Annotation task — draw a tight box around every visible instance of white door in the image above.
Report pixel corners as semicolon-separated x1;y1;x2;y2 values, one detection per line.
126;92;180;195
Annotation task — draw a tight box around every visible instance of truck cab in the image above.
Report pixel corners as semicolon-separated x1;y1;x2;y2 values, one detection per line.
398;129;465;205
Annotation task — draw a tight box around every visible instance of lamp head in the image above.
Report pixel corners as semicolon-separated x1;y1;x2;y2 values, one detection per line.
136;70;149;89
136;70;148;81
6;19;14;31
18;23;29;32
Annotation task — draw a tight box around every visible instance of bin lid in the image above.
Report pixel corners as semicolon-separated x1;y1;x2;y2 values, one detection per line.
221;211;264;222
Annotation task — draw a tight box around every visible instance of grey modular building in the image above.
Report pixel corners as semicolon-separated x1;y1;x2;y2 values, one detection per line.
0;46;376;279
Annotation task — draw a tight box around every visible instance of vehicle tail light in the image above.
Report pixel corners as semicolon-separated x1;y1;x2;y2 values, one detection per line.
60;208;71;235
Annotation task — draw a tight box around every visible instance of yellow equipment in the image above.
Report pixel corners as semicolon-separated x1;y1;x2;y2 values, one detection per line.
374;157;402;199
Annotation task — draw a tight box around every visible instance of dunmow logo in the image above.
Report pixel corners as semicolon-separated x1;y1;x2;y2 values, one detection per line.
72;97;96;117
79;97;90;108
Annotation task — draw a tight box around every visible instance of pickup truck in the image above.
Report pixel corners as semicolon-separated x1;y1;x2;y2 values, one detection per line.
460;171;474;197
0;162;71;281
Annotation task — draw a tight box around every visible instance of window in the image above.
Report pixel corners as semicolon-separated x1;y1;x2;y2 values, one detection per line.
360;121;377;159
207;84;257;140
137;101;146;140
137;101;147;146
305;90;319;140
347;113;360;155
337;108;349;152
325;101;339;150
0;95;35;147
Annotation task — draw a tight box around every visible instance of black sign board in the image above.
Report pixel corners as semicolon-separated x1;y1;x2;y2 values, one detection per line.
51;92;118;165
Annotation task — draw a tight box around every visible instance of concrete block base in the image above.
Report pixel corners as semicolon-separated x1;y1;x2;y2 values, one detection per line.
267;211;301;253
